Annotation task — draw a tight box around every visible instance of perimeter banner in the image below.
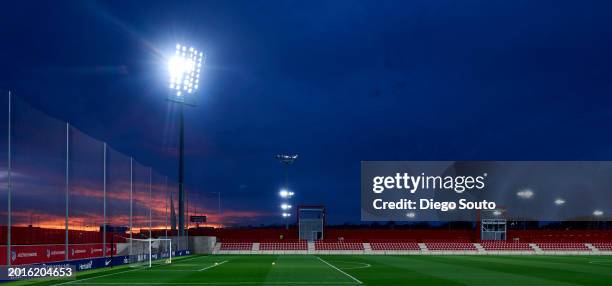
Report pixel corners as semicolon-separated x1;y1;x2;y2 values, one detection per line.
361;161;611;221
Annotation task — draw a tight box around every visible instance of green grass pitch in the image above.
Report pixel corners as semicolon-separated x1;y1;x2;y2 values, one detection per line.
8;255;612;286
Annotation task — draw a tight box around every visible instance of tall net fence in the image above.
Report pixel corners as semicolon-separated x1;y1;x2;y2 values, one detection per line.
187;190;222;229
0;92;199;266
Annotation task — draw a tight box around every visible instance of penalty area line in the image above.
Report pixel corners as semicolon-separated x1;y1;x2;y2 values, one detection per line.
198;260;228;271
316;256;363;285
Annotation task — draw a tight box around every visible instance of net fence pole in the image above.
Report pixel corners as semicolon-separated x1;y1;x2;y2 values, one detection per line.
164;176;168;238
148;238;152;268
6;91;11;267
149;168;152;240
103;143;107;258
65;123;70;261
129;157;133;255
185;188;189;251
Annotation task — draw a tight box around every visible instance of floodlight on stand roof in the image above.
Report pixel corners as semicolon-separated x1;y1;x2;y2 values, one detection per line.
516;189;534;199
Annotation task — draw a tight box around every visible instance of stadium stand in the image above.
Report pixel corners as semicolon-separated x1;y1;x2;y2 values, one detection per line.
315;241;364;250
479;241;533;251
260;241;307;251
219;242;252;251
592;242;612;251
425;242;477;251
536;243;589;251
370;241;420;251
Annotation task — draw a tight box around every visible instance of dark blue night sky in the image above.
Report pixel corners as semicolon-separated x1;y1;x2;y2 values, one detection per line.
1;0;612;225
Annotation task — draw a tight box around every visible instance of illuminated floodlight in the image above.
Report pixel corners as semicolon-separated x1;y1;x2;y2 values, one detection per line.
279;189;294;198
282;213;291;218
554;198;565;206
405;212;416;219
593;210;604;217
516;189;534;199
493;210;502;216
281;204;292;210
276;154;298;164
169;43;205;96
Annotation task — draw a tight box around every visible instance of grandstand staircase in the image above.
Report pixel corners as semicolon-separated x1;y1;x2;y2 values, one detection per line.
363;243;372;254
585;243;599;253
252;243;260;251
418;243;429;252
474;243;486;253
307;242;315;254
529;243;543;253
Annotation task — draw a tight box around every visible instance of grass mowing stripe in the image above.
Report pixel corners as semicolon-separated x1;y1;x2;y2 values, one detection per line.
316;256;363;285
198;260;228;271
51;255;210;286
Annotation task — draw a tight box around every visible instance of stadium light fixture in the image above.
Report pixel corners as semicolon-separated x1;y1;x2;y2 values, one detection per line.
282;213;291;218
554;198;565;206
281;204;292;210
167;42;205;236
405;212;416;218
169;43;204;97
493;210;502;216
593;210;604;217
516;189;534;199
279;189;294;198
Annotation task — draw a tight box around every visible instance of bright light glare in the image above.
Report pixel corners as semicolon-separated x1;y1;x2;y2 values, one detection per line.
593;210;604;216
281;204;292;210
493;210;502;216
554;198;565;206
169;43;204;96
279;189;294;198
282;213;291;218
516;189;534;199
405;212;416;218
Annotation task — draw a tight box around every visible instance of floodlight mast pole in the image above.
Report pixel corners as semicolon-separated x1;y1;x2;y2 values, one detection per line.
277;154;297;229
178;103;185;236
169;43;204;238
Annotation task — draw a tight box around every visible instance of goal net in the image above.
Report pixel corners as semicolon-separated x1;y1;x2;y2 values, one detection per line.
127;238;173;267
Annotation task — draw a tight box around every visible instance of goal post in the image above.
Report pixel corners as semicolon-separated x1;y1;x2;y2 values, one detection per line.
127;238;173;267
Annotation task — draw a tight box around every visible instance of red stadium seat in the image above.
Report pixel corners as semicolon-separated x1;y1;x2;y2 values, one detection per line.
425;242;477;251
220;242;252;251
369;240;420;251
592;242;612;251
259;241;308;251
315;241;364;251
536;243;589;251
480;241;533;251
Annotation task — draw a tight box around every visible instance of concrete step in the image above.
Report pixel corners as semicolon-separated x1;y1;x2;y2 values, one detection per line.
529;243;542;253
363;243;372;254
307;242;315;253
585;243;599;252
418;243;428;251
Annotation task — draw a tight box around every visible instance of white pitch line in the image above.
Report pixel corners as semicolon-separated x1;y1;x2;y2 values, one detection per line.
198;260;228;271
316;256;363;285
52;255;210;285
67;283;357;285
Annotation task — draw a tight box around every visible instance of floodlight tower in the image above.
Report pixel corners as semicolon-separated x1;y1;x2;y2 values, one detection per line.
168;43;205;236
276;154;297;229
